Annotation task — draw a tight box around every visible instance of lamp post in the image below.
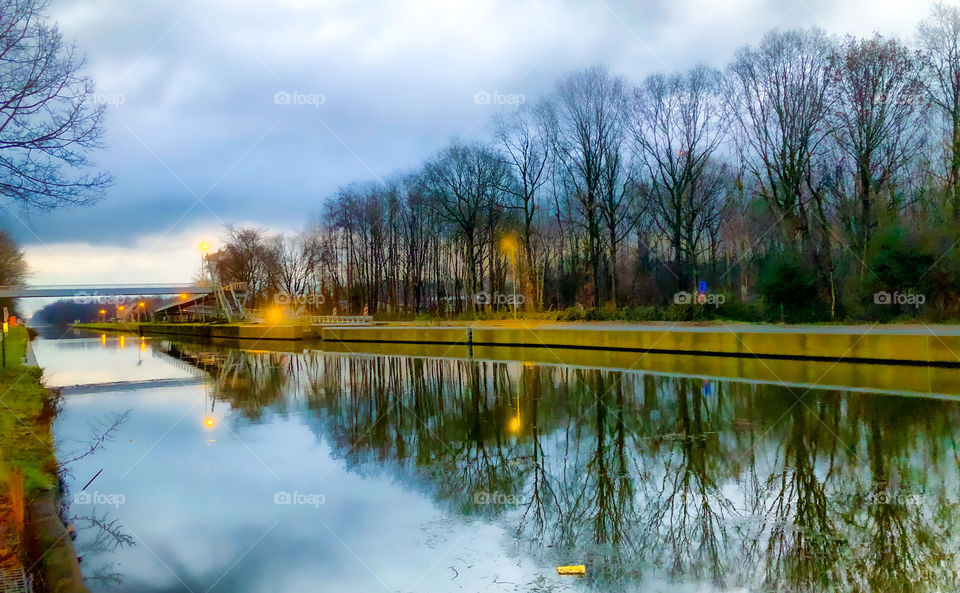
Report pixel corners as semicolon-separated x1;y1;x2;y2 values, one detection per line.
138;301;145;323
500;236;518;319
99;309;106;323
117;304;125;322
200;242;210;322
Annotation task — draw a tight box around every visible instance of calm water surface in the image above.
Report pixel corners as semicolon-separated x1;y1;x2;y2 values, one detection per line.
33;330;960;593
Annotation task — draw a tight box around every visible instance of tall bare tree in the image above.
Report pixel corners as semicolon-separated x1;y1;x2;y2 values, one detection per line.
0;0;111;210
493;105;550;308
727;29;839;313
422;142;508;311
918;3;960;220
633;65;727;293
546;66;628;307
830;34;927;270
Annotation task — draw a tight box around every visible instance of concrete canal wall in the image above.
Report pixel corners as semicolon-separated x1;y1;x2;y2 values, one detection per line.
321;324;960;367
139;323;304;341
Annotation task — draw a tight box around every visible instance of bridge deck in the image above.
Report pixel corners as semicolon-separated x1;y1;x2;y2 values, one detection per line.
0;284;213;298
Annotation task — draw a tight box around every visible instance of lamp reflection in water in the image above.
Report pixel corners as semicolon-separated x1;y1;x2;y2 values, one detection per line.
203;381;217;436
508;362;524;434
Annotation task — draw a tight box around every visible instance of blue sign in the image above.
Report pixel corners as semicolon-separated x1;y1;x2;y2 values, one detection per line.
698;281;707;293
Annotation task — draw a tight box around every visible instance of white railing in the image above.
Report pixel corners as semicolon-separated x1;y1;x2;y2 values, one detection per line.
309;315;373;325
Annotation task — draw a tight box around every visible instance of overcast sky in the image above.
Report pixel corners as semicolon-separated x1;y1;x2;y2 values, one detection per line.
1;0;946;303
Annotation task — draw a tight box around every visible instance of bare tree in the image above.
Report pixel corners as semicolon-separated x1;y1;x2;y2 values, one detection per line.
830;34;927;272
633;65;727;293
493;105;550;308
0;0;111;211
422;142;508;312
546;65;628;307
918;3;960;220
0;228;26;285
726;29;839;311
210;226;273;307
267;231;321;299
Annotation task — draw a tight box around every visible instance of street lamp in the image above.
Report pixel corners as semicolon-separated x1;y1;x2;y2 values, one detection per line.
500;235;518;319
117;304;125;322
99;309;106;323
200;241;210;322
138;301;145;323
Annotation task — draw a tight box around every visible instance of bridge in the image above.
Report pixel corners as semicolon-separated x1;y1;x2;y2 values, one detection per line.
0;283;213;298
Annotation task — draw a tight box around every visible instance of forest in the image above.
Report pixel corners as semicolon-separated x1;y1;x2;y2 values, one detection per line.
207;6;960;323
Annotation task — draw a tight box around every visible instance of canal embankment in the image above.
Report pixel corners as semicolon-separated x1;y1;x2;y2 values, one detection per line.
321;322;960;367
76;322;304;340
74;320;960;366
0;326;90;593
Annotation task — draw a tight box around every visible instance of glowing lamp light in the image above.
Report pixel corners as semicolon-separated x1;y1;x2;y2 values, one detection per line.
180;293;189;300
204;416;216;429
266;306;285;324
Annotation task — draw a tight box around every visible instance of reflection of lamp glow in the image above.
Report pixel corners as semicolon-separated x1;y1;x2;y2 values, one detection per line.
119;335;125;349
140;337;146;353
508;415;522;434
101;333;106;346
204;416;216;429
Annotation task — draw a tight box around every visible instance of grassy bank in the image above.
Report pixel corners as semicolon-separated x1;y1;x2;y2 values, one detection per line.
0;326;57;494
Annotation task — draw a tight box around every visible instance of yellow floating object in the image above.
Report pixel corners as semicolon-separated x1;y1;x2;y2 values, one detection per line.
556;565;586;575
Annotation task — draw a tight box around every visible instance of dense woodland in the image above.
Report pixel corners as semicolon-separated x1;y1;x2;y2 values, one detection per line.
208;7;960;322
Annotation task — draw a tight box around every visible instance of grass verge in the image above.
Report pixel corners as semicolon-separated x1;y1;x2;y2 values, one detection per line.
0;327;57;495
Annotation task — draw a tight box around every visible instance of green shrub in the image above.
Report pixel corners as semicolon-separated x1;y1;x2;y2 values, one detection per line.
759;256;830;323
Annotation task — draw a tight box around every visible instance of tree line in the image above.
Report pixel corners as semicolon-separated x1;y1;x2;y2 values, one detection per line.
212;5;960;322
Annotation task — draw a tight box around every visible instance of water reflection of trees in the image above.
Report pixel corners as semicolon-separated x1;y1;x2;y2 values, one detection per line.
165;341;960;591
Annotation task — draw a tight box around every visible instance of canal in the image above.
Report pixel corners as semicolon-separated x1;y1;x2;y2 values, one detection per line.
33;329;960;592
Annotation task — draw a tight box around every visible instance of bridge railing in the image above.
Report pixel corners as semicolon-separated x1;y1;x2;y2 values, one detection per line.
309;316;373;325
